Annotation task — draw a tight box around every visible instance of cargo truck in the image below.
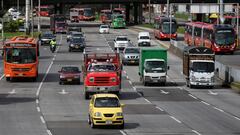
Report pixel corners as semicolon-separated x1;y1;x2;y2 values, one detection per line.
50;14;67;34
183;46;215;88
139;48;169;86
83;53;122;99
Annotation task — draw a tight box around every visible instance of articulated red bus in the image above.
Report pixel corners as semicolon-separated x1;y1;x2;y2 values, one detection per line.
36;5;54;17
184;22;236;54
100;9;112;23
154;16;178;40
79;8;95;21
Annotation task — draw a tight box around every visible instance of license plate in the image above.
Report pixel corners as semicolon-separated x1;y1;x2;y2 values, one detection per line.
67;79;72;82
106;120;112;124
18;73;23;76
131;60;135;63
99;87;105;91
75;46;79;48
153;80;158;82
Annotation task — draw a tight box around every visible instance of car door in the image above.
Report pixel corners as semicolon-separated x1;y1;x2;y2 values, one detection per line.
89;96;95;118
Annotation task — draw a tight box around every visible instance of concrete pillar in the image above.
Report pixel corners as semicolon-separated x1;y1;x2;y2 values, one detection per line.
134;3;138;24
125;3;130;24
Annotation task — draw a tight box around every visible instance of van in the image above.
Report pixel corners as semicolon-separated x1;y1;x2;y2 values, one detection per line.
138;32;151;46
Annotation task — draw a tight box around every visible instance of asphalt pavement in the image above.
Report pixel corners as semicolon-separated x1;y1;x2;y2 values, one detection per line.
0;22;240;135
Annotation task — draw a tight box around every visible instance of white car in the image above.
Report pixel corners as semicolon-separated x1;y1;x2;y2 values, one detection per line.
99;25;110;34
114;36;131;50
138;32;151;46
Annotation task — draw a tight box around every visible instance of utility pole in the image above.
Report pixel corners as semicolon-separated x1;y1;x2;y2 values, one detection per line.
148;0;151;24
25;0;30;35
31;0;34;37
37;0;41;32
167;0;169;17
17;0;19;12
219;0;223;24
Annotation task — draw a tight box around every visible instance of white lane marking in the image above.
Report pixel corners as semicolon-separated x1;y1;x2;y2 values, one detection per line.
170;116;182;123
36;99;39;104
123;70;126;74
192;130;202;135
37;107;40;112
133;87;136;91
144;98;151;103
156;106;164;111
201;101;210;106
214;107;224;112
161;90;169;94
58;89;69;95
126;76;129;79
8;89;16;94
47;130;53;135
119;130;127;135
181;71;183;75
178;87;183;90
128;80;132;85
137;92;142;96
40;116;46;124
0;74;4;80
233;116;240;121
208;90;218;95
189;94;197;99
52;57;55;61
36;35;62;97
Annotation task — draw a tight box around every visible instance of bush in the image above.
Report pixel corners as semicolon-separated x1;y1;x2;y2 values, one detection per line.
4;20;19;32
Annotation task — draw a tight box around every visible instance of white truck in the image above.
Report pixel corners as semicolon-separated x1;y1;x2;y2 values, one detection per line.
183;46;215;88
137;32;151;46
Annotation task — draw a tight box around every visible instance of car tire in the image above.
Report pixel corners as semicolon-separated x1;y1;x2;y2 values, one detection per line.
69;48;71;52
88;114;91;125
119;122;124;129
143;81;148;86
90;118;96;128
59;81;63;85
6;77;10;82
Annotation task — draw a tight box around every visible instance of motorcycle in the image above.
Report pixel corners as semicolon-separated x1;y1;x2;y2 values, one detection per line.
50;44;56;53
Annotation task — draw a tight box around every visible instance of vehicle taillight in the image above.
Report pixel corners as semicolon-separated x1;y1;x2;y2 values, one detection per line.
89;77;94;82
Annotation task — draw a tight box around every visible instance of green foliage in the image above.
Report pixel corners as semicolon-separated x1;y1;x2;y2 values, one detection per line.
4;20;19;32
175;12;189;21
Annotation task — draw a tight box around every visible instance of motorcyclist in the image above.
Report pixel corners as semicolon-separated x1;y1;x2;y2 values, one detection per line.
50;38;57;52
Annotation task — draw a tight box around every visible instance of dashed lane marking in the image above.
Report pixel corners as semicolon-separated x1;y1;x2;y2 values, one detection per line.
208;90;218;95
40;116;46;124
8;89;16;94
144;98;151;103
192;130;202;135
170;116;182;123
37;107;40;112
201;101;210;106
128;80;132;85
188;94;197;100
161;90;169;95
0;74;4;80
47;130;53;135
156;106;164;111
214;107;224;112
120;130;127;135
36;99;39;104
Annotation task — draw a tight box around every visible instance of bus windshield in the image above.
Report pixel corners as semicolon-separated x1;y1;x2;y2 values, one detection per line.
84;9;93;17
215;29;235;45
5;48;36;64
161;21;177;34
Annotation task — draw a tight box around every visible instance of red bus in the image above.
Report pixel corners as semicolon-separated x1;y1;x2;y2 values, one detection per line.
154;16;178;40
79;8;95;21
184;22;236;54
100;9;112;23
3;36;39;81
36;5;54;17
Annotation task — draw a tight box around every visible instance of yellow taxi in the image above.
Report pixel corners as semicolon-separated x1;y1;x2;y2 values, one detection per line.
88;94;124;128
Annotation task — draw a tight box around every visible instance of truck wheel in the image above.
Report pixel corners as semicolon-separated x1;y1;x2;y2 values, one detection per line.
6;77;10;81
143;81;148;86
85;92;90;100
189;84;194;88
119;122;124;129
90;118;96;128
88;114;91;125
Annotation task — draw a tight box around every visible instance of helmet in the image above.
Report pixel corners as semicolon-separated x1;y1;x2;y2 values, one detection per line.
209;13;218;19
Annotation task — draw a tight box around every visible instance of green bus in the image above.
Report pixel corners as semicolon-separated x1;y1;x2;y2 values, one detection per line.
111;14;126;29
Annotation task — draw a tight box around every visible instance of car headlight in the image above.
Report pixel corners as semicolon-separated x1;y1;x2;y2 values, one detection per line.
94;112;102;117
89;77;94;82
116;112;123;116
70;44;74;47
110;77;116;82
60;75;65;78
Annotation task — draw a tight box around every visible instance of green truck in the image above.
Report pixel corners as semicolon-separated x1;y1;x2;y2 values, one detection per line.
111;14;126;29
139;48;169;86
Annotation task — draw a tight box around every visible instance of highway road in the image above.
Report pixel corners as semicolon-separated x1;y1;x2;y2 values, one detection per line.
0;24;240;135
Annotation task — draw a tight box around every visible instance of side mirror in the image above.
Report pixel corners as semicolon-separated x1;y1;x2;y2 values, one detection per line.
121;104;125;107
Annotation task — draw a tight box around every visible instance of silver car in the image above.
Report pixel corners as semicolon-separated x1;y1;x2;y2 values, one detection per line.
122;47;140;65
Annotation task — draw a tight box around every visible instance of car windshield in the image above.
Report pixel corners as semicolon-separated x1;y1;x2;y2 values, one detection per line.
192;62;214;72
72;38;83;43
116;37;127;41
144;61;165;73
140;36;150;39
61;67;79;72
56;23;65;27
94;97;120;107
43;34;54;38
5;48;36;64
84;9;93;17
125;48;139;53
88;64;116;72
161;21;177;34
73;34;83;37
101;25;109;28
215;29;235;45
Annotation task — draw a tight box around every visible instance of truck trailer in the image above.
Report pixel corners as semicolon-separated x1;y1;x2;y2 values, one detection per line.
183;46;215;88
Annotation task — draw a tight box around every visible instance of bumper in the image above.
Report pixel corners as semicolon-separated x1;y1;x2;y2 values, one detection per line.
190;81;214;86
92;117;124;126
99;30;109;34
145;76;166;83
60;78;80;83
41;40;50;45
138;42;150;46
85;85;120;93
69;46;85;51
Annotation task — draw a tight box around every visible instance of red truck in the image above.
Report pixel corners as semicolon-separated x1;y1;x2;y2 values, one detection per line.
83;53;122;99
50;14;67;34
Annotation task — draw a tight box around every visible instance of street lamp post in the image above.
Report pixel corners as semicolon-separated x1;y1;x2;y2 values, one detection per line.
37;0;41;32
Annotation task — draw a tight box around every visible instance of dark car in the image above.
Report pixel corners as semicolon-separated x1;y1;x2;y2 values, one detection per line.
58;66;81;84
67;31;85;42
69;37;86;52
40;32;56;45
